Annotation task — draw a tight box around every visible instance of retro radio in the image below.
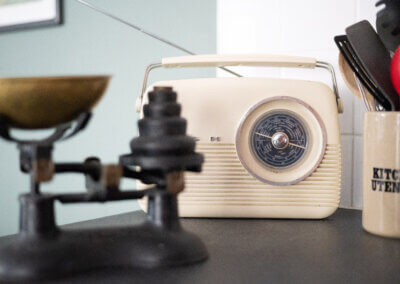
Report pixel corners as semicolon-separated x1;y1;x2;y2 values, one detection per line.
136;54;343;219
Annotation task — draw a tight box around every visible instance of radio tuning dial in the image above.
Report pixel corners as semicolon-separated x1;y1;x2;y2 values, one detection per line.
251;111;308;169
235;96;327;186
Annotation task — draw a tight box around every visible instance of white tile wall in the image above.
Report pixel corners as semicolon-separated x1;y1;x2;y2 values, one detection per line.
217;0;376;209
340;135;354;207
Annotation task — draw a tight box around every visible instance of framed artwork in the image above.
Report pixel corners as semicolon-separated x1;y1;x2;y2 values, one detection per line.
0;0;61;32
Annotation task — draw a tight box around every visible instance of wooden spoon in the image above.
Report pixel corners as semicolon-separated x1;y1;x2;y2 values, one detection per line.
338;53;376;110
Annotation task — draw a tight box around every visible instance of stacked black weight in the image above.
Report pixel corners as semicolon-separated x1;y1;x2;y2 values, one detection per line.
120;86;203;173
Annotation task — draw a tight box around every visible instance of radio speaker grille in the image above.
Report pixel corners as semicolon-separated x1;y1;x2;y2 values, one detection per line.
181;143;341;207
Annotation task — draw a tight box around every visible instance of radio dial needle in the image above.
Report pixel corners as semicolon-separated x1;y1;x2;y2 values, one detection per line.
255;132;306;150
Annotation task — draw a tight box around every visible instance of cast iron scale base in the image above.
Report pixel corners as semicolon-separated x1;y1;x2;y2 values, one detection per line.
0;87;207;282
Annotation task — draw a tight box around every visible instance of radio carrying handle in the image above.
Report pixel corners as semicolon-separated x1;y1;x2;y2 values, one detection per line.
137;54;343;113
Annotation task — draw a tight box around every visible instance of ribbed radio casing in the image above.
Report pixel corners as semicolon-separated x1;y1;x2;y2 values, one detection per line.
138;77;342;218
180;143;341;218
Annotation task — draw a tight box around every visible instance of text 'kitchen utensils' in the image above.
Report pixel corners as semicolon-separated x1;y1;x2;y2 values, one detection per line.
363;113;400;238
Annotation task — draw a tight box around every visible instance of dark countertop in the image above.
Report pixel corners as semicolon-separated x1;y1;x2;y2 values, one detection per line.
1;208;400;283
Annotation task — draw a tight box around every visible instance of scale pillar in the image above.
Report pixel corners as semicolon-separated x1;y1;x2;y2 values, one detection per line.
147;189;181;231
19;194;58;238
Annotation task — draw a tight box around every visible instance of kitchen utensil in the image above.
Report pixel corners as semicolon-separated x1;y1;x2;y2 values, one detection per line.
334;35;391;110
0;76;110;129
338;53;377;111
338;53;363;98
346;20;400;110
390;46;400;96
376;0;400;53
363;112;400;238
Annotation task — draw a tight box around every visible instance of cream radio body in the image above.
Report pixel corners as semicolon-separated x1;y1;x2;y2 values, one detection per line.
136;55;342;219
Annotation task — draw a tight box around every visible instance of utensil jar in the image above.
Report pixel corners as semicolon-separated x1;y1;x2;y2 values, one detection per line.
363;112;400;238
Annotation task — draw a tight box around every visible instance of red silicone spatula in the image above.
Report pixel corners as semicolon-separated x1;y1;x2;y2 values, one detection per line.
391;46;400;96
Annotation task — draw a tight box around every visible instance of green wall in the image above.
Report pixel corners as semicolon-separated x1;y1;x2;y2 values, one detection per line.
0;0;216;236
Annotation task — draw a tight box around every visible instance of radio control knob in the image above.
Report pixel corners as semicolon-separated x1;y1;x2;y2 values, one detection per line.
271;132;289;149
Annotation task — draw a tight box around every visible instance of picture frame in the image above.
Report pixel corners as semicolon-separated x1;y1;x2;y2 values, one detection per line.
0;0;61;32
